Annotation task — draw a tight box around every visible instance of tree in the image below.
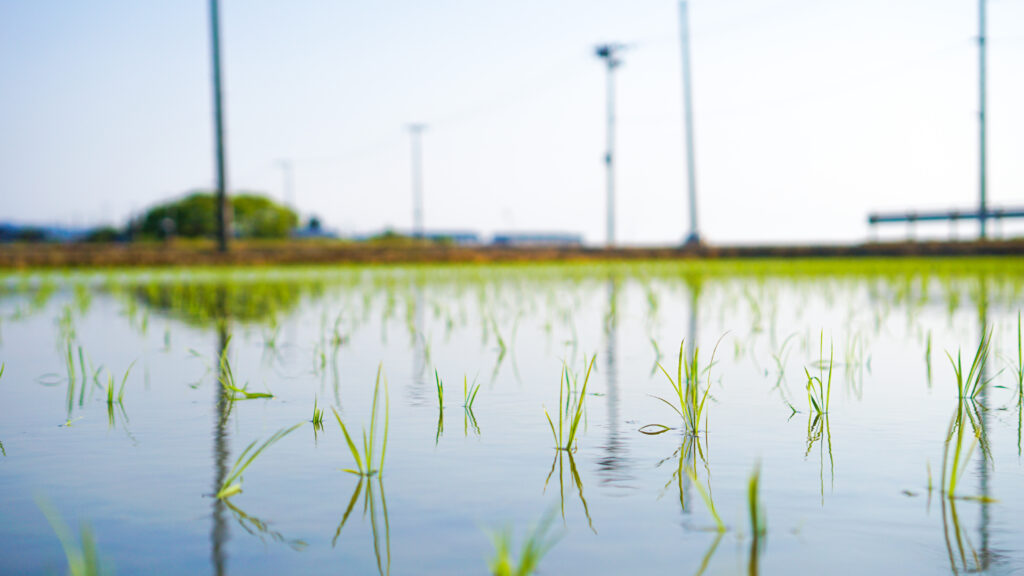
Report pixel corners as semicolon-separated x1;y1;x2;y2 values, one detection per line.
140;192;297;239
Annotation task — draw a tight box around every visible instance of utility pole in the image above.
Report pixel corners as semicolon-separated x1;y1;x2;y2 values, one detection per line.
407;124;427;239
679;1;701;246
596;44;626;247
277;159;295;209
209;0;231;252
978;0;988;239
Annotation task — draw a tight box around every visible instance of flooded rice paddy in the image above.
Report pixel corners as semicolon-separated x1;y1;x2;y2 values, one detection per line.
1;259;1024;575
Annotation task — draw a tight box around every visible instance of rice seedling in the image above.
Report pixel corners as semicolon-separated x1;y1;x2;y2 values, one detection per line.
333;364;389;477
646;338;721;437
748;462;766;537
925;329;933;387
37;497;107;576
434;370;445;411
311;396;324;430
218;345;273;401
487;509;560;576
804;333;833;416
770;333;798;386
463;374;481;411
1015;312;1023;405
947;328;993;400
543;355;595;452
746;461;766;576
216;422;304;499
104;362;136;406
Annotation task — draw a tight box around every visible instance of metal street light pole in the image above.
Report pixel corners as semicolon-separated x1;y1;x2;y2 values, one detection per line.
208;0;231;252
679;0;701;246
978;0;988;239
596;44;625;247
407;124;427;239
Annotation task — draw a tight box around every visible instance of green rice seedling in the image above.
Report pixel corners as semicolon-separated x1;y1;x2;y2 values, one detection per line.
216;422;304;499
770;333;798;386
37;497;107;576
748;462;766;537
218;346;273;401
747;463;766;576
333;364;390;477
105;374;115;405
947;328;993;400
1015;312;1023;405
649;338;722;436
463;374;481;411
487;509;560;576
685;468;726;532
544;355;595;452
463;375;481;436
804;334;833;416
434;370;445;410
312;396;324;430
925;330;933;387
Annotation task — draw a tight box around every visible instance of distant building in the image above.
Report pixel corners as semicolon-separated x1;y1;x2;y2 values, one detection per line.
490;232;582;247
290;217;339;239
424;231;481;245
0;223;90;243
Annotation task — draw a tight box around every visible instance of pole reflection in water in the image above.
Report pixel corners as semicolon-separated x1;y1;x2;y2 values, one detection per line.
212;286;230;576
976;275;991;570
597;276;631;488
411;280;428;405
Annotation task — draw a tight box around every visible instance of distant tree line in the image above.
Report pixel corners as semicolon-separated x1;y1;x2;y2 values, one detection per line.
140;192;298;239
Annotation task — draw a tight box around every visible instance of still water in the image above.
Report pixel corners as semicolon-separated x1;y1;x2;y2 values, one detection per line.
1;260;1023;575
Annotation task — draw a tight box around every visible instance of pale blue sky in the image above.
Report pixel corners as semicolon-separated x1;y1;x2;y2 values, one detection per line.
2;0;1023;244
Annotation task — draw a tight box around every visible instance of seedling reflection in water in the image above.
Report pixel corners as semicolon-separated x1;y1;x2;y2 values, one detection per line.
544;447;595;533
225;498;308;551
216;422;303;499
333;364;389;477
333;476;391;576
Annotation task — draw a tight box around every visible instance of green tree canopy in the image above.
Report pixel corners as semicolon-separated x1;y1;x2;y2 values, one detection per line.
140;192;298;239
